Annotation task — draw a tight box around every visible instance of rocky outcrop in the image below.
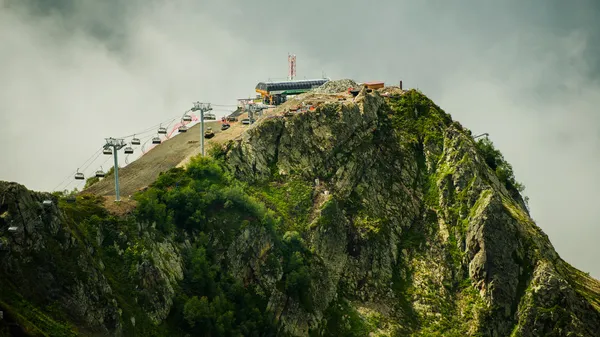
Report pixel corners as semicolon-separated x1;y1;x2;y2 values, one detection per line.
221;87;600;336
0;183;183;335
0;183;122;335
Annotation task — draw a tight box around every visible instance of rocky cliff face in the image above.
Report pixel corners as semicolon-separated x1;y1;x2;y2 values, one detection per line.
0;85;598;337
0;184;183;336
223;87;600;336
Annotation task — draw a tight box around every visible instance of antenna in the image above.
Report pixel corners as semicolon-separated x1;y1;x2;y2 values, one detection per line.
288;54;296;80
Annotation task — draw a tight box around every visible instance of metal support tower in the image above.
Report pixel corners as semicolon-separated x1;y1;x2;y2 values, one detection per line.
191;102;212;156
103;138;126;201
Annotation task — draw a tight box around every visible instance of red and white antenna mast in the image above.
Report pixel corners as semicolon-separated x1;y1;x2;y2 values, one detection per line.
288;54;296;80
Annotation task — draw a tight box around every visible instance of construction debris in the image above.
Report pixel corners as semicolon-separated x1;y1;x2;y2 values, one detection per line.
313;79;358;94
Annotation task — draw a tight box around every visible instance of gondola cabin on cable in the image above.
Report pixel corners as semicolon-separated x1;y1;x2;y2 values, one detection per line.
255;79;329;105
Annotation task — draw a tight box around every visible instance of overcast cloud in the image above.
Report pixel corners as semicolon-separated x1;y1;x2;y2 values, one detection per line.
1;0;599;278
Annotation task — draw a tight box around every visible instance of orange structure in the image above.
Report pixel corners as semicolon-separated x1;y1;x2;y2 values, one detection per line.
363;81;384;90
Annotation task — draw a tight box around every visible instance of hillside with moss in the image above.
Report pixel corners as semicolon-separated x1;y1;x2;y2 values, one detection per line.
0;86;599;336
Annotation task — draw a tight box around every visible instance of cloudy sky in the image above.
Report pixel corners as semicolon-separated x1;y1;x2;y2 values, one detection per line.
1;0;599;277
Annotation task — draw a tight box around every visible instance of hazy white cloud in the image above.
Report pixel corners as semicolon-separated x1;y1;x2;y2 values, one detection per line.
1;0;599;278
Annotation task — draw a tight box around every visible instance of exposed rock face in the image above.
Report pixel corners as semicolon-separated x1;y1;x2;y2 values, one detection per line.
222;87;600;336
0;183;122;335
0;184;183;335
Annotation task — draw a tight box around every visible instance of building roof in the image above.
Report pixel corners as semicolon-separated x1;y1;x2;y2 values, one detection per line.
255;79;329;93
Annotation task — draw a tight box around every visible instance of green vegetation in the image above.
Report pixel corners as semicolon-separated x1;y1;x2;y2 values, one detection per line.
248;177;314;233
310;297;371;337
475;137;524;194
47;158;289;336
131;156;320;335
0;283;77;337
387;89;451;152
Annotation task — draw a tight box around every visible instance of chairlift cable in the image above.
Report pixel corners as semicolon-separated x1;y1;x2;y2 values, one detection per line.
60;104;231;191
81;150;103;173
116;115;182;139
52;147;104;191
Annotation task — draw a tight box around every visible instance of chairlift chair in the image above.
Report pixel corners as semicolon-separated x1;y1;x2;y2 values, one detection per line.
152;137;161;144
103;148;113;155
75;170;85;180
183;114;192;122
95;167;106;178
178;126;188;133
131;137;141;145
158;126;167;134
124;146;134;154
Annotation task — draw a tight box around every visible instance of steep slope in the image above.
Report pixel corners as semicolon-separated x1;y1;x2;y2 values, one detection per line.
0;85;598;337
84;116;248;198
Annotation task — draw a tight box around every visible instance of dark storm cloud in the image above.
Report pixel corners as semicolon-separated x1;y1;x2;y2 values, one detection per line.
1;0;600;278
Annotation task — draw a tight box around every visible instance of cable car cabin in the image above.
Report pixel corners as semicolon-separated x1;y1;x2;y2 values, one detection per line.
95;170;105;178
152;137;161;144
103;148;113;155
178;126;188;133
158;127;167;134
124;147;134;154
75;172;85;180
131;138;141;145
183;114;192;122
255;79;329;105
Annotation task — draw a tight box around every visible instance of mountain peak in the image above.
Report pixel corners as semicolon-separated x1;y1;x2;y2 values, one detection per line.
0;82;598;336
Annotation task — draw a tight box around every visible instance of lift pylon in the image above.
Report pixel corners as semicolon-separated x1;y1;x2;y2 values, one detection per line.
103;137;126;202
192;102;212;156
